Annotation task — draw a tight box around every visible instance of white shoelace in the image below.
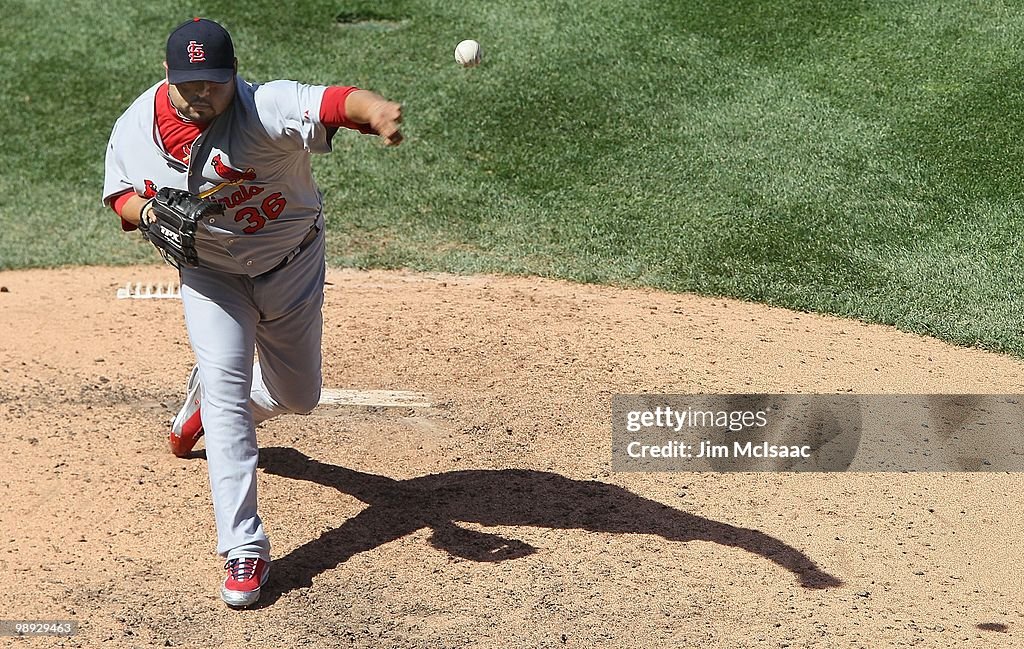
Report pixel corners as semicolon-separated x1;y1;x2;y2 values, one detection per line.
225;558;258;582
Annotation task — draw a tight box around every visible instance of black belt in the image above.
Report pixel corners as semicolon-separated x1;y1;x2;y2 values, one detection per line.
256;223;321;278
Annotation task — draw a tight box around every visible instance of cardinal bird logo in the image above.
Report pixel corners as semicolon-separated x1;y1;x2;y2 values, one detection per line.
211;154;257;183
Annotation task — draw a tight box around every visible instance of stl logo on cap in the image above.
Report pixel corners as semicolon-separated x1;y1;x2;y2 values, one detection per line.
187;40;206;63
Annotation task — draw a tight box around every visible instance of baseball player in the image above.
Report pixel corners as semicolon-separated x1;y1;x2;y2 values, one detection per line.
102;17;403;607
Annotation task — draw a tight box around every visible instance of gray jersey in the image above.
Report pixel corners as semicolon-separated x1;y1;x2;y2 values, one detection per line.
103;76;333;276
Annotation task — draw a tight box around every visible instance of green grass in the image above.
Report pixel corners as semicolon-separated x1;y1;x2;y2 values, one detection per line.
3;0;1024;354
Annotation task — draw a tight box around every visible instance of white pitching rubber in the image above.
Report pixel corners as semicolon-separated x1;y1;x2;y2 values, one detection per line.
318;389;432;408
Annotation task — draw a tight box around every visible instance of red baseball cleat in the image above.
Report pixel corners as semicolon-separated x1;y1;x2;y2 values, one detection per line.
221;557;271;608
169;364;204;457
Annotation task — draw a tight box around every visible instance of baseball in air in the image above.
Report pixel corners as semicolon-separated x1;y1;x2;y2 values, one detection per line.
454;39;482;67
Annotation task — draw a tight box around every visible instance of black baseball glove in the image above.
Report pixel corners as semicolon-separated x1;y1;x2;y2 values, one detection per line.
138;187;222;269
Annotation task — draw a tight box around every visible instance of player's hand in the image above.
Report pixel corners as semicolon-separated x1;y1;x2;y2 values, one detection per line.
369;100;403;146
140;199;157;225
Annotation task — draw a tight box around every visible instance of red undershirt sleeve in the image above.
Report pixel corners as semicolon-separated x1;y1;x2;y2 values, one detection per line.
320;85;378;135
110;189;138;232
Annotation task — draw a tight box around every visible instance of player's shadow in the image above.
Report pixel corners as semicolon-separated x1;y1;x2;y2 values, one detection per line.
253;447;842;606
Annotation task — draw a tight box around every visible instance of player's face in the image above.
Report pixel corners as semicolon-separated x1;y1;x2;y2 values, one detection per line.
167;78;236;123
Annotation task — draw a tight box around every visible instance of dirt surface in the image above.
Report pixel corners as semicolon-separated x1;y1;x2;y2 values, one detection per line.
1;265;1022;648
